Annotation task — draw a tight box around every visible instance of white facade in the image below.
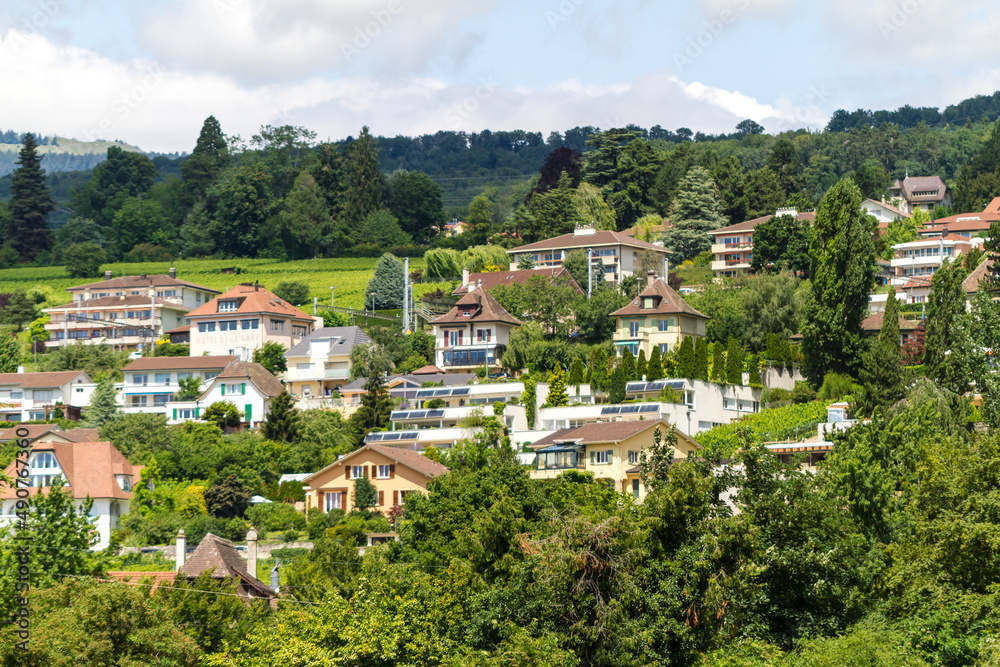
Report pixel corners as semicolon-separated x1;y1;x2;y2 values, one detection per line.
0;372;95;422
166;376;273;428
120;359;234;416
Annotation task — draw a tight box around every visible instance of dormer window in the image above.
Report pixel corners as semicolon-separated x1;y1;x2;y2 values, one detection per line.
643;297;654;309
219;299;239;312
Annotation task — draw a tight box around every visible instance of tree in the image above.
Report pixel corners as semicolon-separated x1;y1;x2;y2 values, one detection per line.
425;248;462;278
694;337;709;381
857;288;904;415
352;475;379;511
204;474;251;519
569;358;584;385
676;336;694;379
72;145;157;226
954;120;1000;212
252;341;287;375
735;119;765;136
516;254;535;270
348;370;392;447
924;259;968;392
591;346;609;392
765;137;803;196
713;155;749;225
343;125;383;226
750;214;811;276
6;133;54;262
609;364;626;403
63;242;106;279
278;171;332;259
354;209;411;248
744;167;785;218
526;171;581;241
109;198;167;259
385;170;446;242
583;129;659;228
0;333;19;373
711;340;726;382
747;353;763;386
210;163;276;257
365;253;405;310
849;159;891;200
203;401;242;430
180;115;230;207
272;281;310;306
726;337;743;384
621;347;636;381
521;377;537;428
662;166;726;261
0;288;37;331
800;178;878;384
349;342;394;382
461;245;509;273
646;345;663;381
85;377;121;427
741;273;802;352
547;363;569;407
573;182;617;231
261;389;300;443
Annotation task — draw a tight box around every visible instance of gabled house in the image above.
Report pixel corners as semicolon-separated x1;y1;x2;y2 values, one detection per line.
708;208;815;279
304;443;449;514
889;175;952;215
283;326;372;400
610;273;709;358
0;370;94;422
0;440;142;549
121;355;236;415
176;532;276;605
165;360;284;428
863;198;910;229
186;283;321;358
430;286;522;373
452;267;584;297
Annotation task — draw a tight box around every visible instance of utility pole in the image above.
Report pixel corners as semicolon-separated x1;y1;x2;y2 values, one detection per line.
587;247;593;299
403;257;409;334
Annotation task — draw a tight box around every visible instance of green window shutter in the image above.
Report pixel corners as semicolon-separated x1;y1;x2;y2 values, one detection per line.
589;450;595;466
241;383;246;395
244;404;252;422
172;408;177;419
221;384;226;395
607;449;613;462
195;407;200;418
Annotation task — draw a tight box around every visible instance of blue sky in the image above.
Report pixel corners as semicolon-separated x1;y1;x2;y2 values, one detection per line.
1;0;996;152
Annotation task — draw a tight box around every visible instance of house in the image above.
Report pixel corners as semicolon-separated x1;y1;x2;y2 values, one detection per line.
283;326;372;400
528;419;700;497
889;175;952;215
888;234;984;304
860;311;920;344
303;443;449;514
176;531;276;605
42;270;219;351
0;440;142;549
610;273;709;359
452;267;584;297
430;286;522;374
165;360;284;428
0;370;94;422
963;256;993;308
862;198;910;230
166;325;191;344
919;196;1000;238
506;224;672;285
339;372;476;408
185;283;321;358
708;208;815;279
121;356;237;415
0;424;100;447
444;219;467;237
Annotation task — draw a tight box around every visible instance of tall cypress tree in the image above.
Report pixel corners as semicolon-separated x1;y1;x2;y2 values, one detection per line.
646;346;663;381
924;260;968;393
858;288;904;415
609;364;626;404
261;389;300;443
676;337;694;379
694;337;709;381
726;338;744;385
621;348;636;381
343;126;383;227
7;133;54;261
568;358;584;385
636;349;648;381
591;347;609;393
711;340;727;382
180;115;230;208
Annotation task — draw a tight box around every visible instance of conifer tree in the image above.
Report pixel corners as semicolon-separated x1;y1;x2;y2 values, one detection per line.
568;358;584;385
726;338;744;385
676;336;694;379
621;348;636;381
348;370;391;448
343;126;383;227
636;349;647;381
694;337;709;381
85;377;121;428
747;353;763;387
180;115;230;207
365;253;405;310
7;133;54;261
591;347;609;392
711;340;727;382
662;166;726;261
858;287;904;415
609;364;626;404
521;378;537;428
547;363;569;407
261;389;300;443
646;345;663;381
924;259;968;393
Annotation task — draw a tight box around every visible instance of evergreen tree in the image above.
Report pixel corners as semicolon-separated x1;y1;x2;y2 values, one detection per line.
747;353;763;387
636;349;648;381
662;166;726;261
857;288;904;415
180;115;230;208
726;337;744;385
924;259;968;392
954;120;1000;212
352;476;378;511
527;170;581;241
521;378;537;428
6;133;54;261
800;178;878;385
609;364;626;403
646;345;663;381
0;333;19;373
591;347;609;392
568;358;584;385
621;348;636;381
711;340;727;382
547;363;569;407
365;253;405;310
85;377;121;427
343;126;383;227
676;336;694;379
210;163;276;257
983;219;1000;290
261;389;300;443
694;337;709;381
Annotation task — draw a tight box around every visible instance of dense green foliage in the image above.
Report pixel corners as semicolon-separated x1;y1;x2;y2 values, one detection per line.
696;401;829;454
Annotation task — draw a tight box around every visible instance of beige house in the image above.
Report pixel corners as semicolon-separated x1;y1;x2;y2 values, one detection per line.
889;175;952;215
431;286;522;374
283;326;372;399
0;370;94;422
186;283;321;358
610;273;709;359
304;444;449;514
529;419;700;497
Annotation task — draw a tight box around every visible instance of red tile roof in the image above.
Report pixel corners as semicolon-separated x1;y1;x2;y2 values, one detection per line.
0;424;63;442
186;284;314;321
530;419;688;450
105;571;177;593
0;440;139;501
431;288;522;327
507;229;671;254
710;211;815;235
304;443;449;483
411;364;446;375
610;277;708;319
963;257;992;294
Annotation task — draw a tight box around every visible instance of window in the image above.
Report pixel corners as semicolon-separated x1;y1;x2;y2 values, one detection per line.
399;489;413;504
296;363;311;370
628;320;641;337
658;343;670;355
198;322;216;333
132;374;148;386
28;411;45;421
223;383;244;395
592;450;611;465
32;390;54;402
377;465;392;479
448;331;462;347
219;300;239;312
205;372;219;381
293;325;307;337
643;297;654;309
632;479;640;498
157;290;177;298
270;319;285;332
658;318;675;332
618;343;638;356
241;319;259;330
177;408;196;419
477;329;492;342
153;395;170;407
628;450;639;465
325;491;342;511
33;452;57;469
126;310;152;319
195;292;202;302
177;373;193;381
154;373;170;384
131;396;148;408
351;466;364;479
219;320;239;332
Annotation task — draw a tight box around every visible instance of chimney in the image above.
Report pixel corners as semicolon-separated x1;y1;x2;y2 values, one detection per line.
246;527;258;579
169;266;176;279
254;281;259;292
462;267;470;287
139;274;146;281
647;270;655;288
175;529;186;572
104;270;112;281
17;365;24;374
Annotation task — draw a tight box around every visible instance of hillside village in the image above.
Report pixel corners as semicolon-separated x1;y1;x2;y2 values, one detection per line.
3;107;1000;664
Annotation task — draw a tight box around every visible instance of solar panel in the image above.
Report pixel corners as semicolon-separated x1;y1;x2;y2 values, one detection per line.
453;387;471;395
427;410;444;418
626;381;644;390
601;406;616;415
414;390;433;399
647;382;664;391
625;405;639;413
640;404;659;413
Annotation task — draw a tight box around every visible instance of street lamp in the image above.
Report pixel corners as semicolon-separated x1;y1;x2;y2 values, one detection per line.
329;286;336;308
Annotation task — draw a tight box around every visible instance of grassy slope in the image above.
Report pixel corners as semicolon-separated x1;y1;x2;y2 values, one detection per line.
0;257;447;311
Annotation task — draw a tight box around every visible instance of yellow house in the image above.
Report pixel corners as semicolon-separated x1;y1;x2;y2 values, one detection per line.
283;326;372;399
530;419;700;498
611;273;708;359
303;444;449;514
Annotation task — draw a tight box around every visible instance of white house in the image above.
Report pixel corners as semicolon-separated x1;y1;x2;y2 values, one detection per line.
120;356;236;415
166;360;284;428
430;286;522;374
0;370;94;422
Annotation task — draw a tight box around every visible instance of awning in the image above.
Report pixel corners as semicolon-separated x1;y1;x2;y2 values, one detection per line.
125;391;174;396
537;442;584;452
613;340;640;346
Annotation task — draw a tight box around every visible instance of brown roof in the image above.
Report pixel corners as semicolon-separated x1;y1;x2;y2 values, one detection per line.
863;198;910;218
47;295;191;311
453;267;584;296
0;440;139;500
963;257;992;294
186;284;314;320
507;229;671;254
167;325;191;334
610;277;708;319
0;371;89;388
124;355;237;372
890;176;948;203
216;360;284;397
431;288;522;327
60;428;101;442
860;312;920;333
179;533;275;597
710;211;815;235
411;364;446;375
530;419;684;449
0;424;63;442
68;274;219;293
920;216;994;234
304;443;449;484
105;571;177;592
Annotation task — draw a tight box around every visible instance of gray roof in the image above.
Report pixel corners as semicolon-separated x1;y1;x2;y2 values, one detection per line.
341;373;476;392
285;326;372;357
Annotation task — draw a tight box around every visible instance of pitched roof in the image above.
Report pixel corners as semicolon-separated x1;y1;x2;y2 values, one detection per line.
891;176;949;202
0;371;90;388
178;533;276;597
0;440;139;500
285;326;372;357
46;295;192;311
0;424;63;442
610;277;708;319
167;325;191;334
105;571;176;592
59;428;101;443
215;361;284;398
710;211;815;235
340;372;476;392
860;312;920;333
963;256;992;294
431;288;522;327
411;364;446;375
304;443;449;484
124;355;237;372
453;268;584;296
185;284;314;321
507;229;671;254
863;198;910;218
530;419;677;449
67;274;219;293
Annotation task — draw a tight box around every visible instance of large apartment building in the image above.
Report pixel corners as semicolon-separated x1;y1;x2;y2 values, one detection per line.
709;208;815;279
889;234;984;303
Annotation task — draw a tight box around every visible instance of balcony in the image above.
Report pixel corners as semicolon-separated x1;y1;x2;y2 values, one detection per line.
285;368;350;382
890;256;945;269
711;242;752;254
711;259;751;271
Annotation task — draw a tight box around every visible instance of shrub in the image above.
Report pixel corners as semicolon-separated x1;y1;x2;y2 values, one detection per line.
791;381;817;404
245;502;306;533
817;371;857;402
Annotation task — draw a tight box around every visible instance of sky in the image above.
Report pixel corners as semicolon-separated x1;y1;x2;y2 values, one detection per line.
1;0;999;153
